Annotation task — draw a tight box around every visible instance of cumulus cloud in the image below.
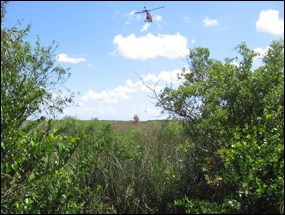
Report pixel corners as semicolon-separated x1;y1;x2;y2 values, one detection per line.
256;9;284;35
143;69;184;84
141;23;151;32
112;33;188;60
82;86;138;104
254;46;271;59
202;16;219;27
56;53;87;63
81;69;184;104
153;15;163;22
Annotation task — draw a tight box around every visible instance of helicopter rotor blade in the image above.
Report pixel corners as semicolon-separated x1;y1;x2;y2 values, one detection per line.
148;6;165;12
134;10;146;14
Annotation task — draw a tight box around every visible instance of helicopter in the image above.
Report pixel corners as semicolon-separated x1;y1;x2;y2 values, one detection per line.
135;5;165;23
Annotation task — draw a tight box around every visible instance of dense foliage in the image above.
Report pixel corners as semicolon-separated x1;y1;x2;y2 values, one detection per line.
1;2;78;213
1;2;283;214
157;39;284;213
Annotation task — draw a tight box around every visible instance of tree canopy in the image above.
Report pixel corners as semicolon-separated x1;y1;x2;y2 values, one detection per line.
157;39;284;213
1;2;78;213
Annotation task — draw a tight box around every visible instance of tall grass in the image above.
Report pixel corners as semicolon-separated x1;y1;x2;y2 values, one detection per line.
51;117;188;213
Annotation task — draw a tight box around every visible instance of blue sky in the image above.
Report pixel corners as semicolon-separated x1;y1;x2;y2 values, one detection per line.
4;1;284;121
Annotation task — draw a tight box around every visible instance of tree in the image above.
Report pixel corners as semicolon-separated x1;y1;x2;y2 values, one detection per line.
1;2;75;136
1;2;79;213
133;114;140;124
157;40;284;213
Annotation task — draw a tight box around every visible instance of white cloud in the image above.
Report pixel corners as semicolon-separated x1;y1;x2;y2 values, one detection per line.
101;106;118;114
112;33;188;60
78;102;91;109
254;46;271;59
230;60;239;67
153;15;163;22
140;15;163;32
76;69;186;120
81;80;144;105
141;23;151;32
128;10;141;20
143;69;184;84
81;69;184;105
56;53;87;63
128;10;136;16
81;85;138;104
125;79;147;92
256;9;284;35
123;10;142;25
202;16;219;27
191;39;196;44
